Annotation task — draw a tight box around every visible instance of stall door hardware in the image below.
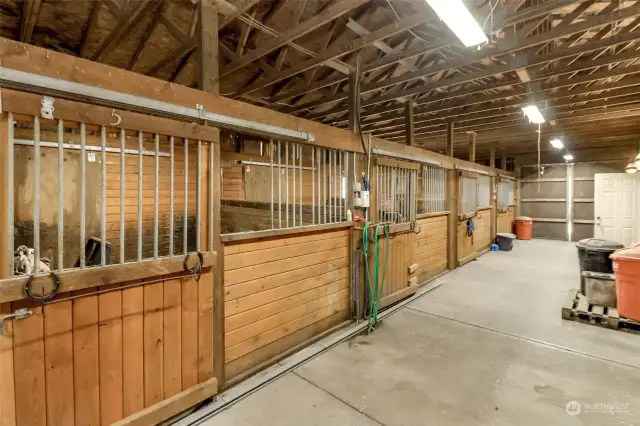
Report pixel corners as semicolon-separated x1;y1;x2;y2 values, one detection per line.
0;308;32;335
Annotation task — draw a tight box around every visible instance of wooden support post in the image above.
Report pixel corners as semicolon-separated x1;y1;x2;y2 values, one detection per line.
197;0;224;388
405;101;414;146
446;122;454;157
490;147;496;169
198;0;219;93
467;132;476;163
0;114;17;426
446;122;457;270
347;70;360;134
501;151;508;171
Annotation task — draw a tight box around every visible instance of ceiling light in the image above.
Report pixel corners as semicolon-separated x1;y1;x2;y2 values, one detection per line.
563;153;574;162
521;105;545;124
626;162;638;174
636;153;640;169
550;139;564;149
426;0;488;47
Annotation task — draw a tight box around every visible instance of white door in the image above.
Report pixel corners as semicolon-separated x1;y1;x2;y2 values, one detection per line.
594;173;638;246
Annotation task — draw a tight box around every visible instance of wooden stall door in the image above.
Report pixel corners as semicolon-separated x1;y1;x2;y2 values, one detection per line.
412;215;448;286
374;231;417;310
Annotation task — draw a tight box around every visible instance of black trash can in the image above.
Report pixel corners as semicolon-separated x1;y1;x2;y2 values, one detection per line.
496;233;516;251
576;238;624;293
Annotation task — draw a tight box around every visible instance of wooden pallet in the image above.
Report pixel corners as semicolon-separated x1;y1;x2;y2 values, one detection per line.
561;289;640;333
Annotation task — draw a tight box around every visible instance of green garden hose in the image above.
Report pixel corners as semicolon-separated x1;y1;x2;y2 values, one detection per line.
362;222;390;331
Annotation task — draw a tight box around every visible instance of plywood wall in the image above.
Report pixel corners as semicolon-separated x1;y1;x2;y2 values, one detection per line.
2;270;215;426
223;228;351;379
413;215;448;285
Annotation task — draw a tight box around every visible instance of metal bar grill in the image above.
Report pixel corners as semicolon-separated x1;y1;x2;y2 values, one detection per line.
420;164;446;214
299;144;302;227
7;113;14;277
196;140;202;252
169;136;175;256
100;125;106;267
311;147;315;225
80;123;87;268
278;141;282;229
292;142;296;227
57;119;64;270
285;142;289;228
137;131;143;261
154;134;159;258
119;129;125;264
270;140;274;229
184;138;189;254
208;142;214;251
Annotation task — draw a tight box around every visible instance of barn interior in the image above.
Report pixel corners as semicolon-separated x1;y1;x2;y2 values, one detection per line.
0;0;640;425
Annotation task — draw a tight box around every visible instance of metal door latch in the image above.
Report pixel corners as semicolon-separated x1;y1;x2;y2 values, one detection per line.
0;308;32;335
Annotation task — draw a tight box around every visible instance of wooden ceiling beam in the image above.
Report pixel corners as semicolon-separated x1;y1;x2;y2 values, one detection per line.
320;27;640;123
79;1;103;58
234;14;433;97
363;67;640;134
220;0;368;78
90;0;157;61
20;0;42;43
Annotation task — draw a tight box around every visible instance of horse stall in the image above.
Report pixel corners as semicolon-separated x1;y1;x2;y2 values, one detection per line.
0;91;220;426
0;37;521;426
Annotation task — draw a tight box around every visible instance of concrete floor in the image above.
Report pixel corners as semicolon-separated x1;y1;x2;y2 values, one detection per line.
206;240;640;426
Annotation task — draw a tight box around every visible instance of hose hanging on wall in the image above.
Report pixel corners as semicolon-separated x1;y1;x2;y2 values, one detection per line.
362;222;390;332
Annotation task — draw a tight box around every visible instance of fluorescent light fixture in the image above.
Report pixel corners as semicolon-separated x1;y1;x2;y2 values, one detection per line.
426;0;488;47
550;138;564;149
563;153;574;162
521;105;545;124
636;153;640;169
626;162;638;174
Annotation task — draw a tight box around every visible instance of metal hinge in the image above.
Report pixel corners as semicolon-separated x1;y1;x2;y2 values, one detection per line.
0;308;32;335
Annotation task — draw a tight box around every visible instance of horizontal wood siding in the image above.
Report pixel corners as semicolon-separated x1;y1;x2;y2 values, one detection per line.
413;215;448;285
473;208;493;251
5;269;216;426
223;229;350;378
372;232;414;307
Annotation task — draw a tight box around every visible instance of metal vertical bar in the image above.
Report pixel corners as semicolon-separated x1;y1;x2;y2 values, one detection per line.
208;141;214;250
285;142;289;228
154;134;159;258
196;140;202;252
270;140;274;229
299;144;302;226
119;129;125;264
33;116;41;273
311;147;315;225
323;148;327;223
341;152;345;220
137;131;143;261
184;138;188;254
57;119;64;270
7;113;14;277
328;150;332;222
317;148;321;223
80;123;86;268
169;136;175;256
292;143;296;227
277;141;282;229
100;125;106;267
332;150;337;221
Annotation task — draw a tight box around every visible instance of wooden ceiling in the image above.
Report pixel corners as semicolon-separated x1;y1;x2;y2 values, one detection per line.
1;0;640;159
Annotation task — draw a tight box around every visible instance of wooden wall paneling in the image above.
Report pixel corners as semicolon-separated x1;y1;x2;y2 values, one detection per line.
163;277;182;398
212;141;224;387
223;229;350;378
98;286;124;425
122;285;145;417
143;281;164;407
72;290;100;426
198;269;215;383
44;301;75;425
413;215;448;284
12;300;46;426
181;275;200;390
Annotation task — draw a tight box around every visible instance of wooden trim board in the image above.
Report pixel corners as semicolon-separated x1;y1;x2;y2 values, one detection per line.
111;377;218;426
0;252;216;303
